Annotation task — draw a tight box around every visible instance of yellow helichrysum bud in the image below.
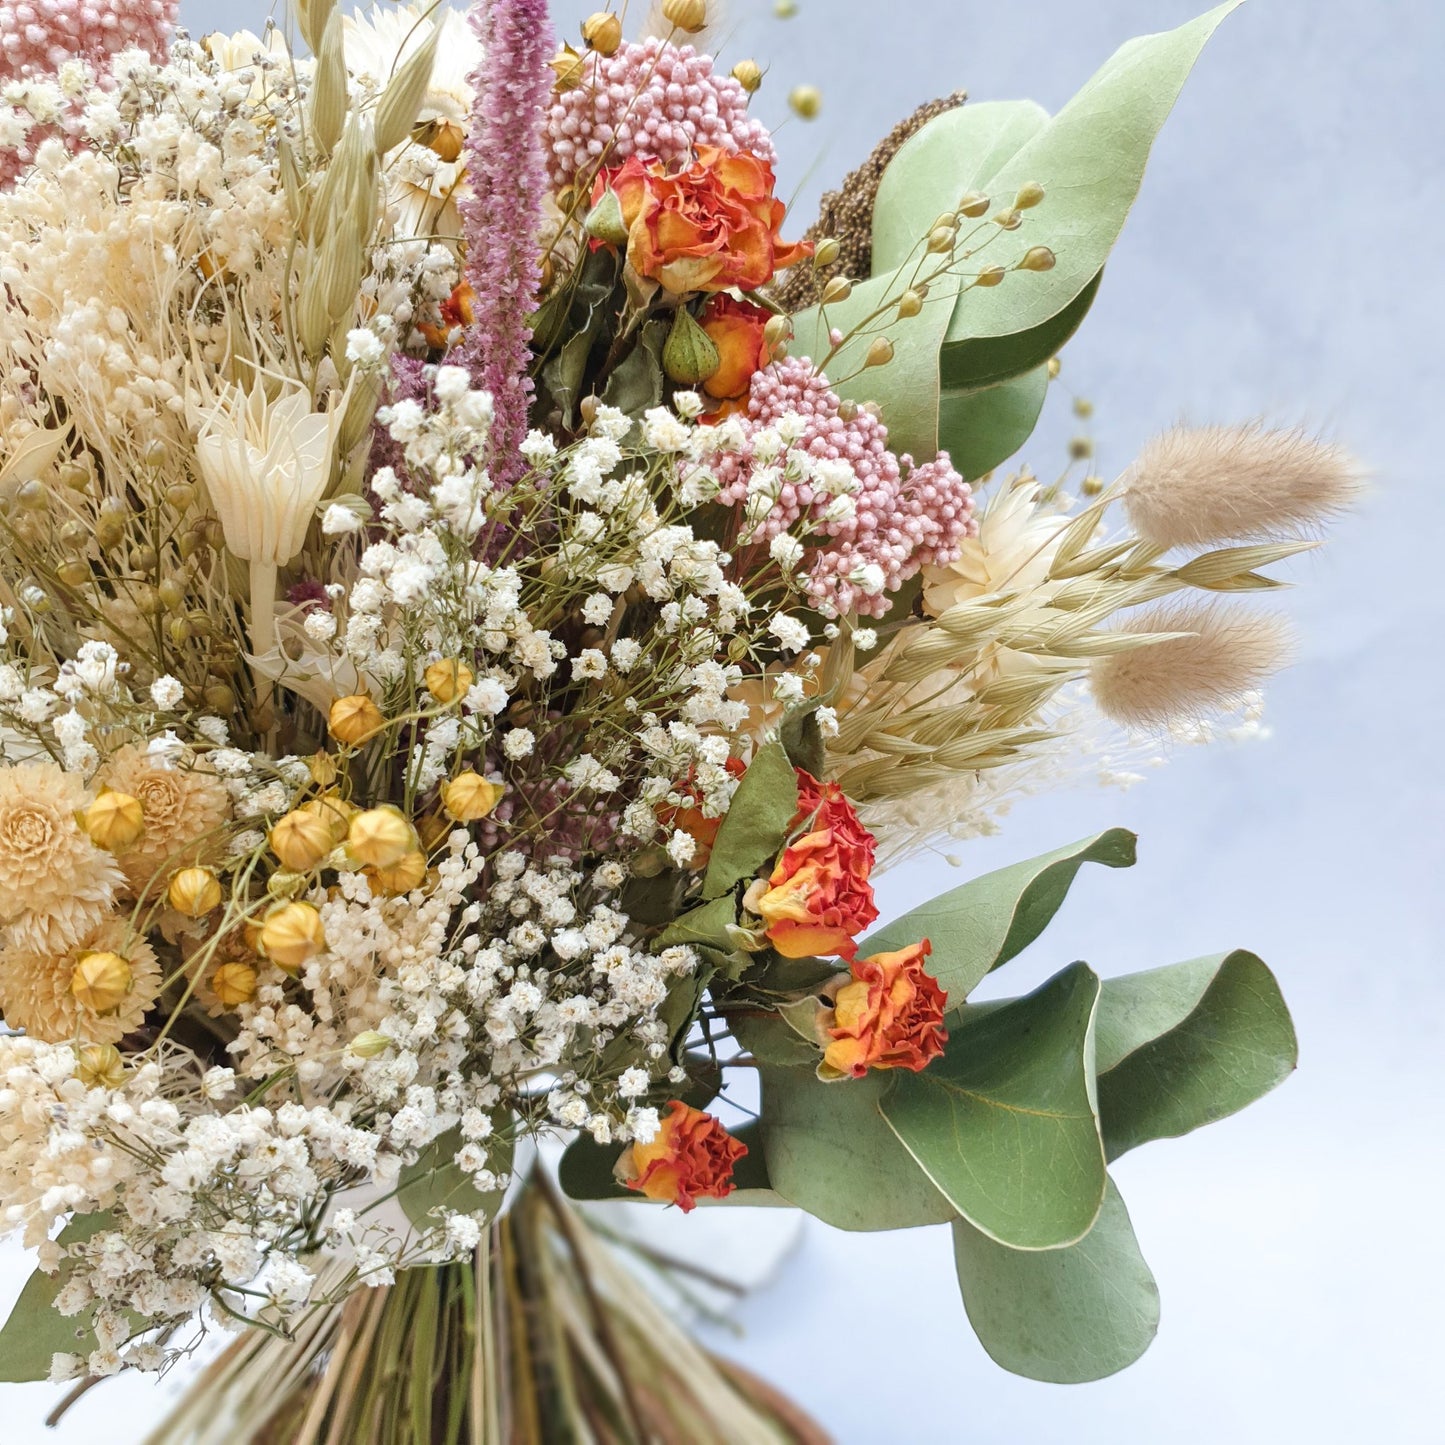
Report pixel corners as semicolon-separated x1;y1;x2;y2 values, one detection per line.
820;277;853;304
329;693;385;746
1017;245;1057;273
732;59;763;93
662;0;708;32
82;789;145;852
974;265;1007;288
417;810;452;853
70;952;133;1015
775;0;798;14
1014;181;1046;210
368;850;428;896
300;794;354;846
169;867;224;918
442;772;503;823
349;1030;392;1060
1080;474;1106;498
550;43;586;92
346;806;416;869
308;751;340;786
897;290;925;319
271;809;338;872
957;191;990;219
582;11;622;53
812;237;841;268
763;314;794;351
864;338;896;369
789;85;822;120
212;961;259;1009
76;1043;126;1090
259;901;326;975
425;658;475;706
1047;356;1062;380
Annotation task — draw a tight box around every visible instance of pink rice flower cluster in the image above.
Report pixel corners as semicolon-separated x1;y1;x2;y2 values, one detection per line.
714;357;978;619
543;37;775;192
0;0;176;82
457;0;555;488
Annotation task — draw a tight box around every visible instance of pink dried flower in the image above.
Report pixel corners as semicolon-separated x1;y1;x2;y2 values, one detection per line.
544;37;774;193
457;0;554;487
0;0;176;82
713;357;977;618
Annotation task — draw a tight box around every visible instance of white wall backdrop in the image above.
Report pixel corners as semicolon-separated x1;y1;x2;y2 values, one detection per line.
4;2;1442;1440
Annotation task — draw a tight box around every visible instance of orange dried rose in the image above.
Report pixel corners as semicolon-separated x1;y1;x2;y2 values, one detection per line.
595;147;811;295
699;295;775;400
418;281;477;349
619;1101;748;1211
752;770;878;959
822;940;948;1079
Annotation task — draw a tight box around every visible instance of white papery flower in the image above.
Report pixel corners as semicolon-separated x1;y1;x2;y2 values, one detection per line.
191;379;344;569
921;479;1069;616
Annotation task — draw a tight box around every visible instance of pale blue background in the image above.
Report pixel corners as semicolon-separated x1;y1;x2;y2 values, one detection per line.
4;2;1442;1440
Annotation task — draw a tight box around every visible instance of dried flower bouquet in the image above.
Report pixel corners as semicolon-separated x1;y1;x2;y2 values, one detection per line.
0;0;1355;1438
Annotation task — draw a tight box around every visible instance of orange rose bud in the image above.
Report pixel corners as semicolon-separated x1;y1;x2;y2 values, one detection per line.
699;295;776;400
822;940;948;1079
594;147;812;296
753;770;878;959
618;1101;747;1212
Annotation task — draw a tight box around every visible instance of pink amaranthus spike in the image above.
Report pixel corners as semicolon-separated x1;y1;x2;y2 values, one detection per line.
457;0;555;488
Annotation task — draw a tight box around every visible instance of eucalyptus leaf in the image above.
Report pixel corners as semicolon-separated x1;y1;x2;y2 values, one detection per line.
859;828;1136;1006
397;1126;511;1233
871;101;1051;274
953;1177;1159;1382
938;4;1242;355
789;262;963;468
881;962;1106;1249
941;272;1102;395
937;364;1049;481
0;1213;121;1382
759;1064;957;1231
702;741;800;899
1096;950;1298;1160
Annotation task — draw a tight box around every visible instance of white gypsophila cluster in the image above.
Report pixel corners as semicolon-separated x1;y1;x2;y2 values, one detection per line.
0;377;823;1377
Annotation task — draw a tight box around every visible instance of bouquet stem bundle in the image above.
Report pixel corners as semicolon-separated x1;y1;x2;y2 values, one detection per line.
141;1179;825;1445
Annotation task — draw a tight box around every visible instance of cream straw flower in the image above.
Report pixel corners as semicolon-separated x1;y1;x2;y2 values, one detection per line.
0;915;160;1045
191;377;346;697
0;764;124;955
191;378;344;570
344;4;483;131
100;745;232;897
921;480;1069;617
